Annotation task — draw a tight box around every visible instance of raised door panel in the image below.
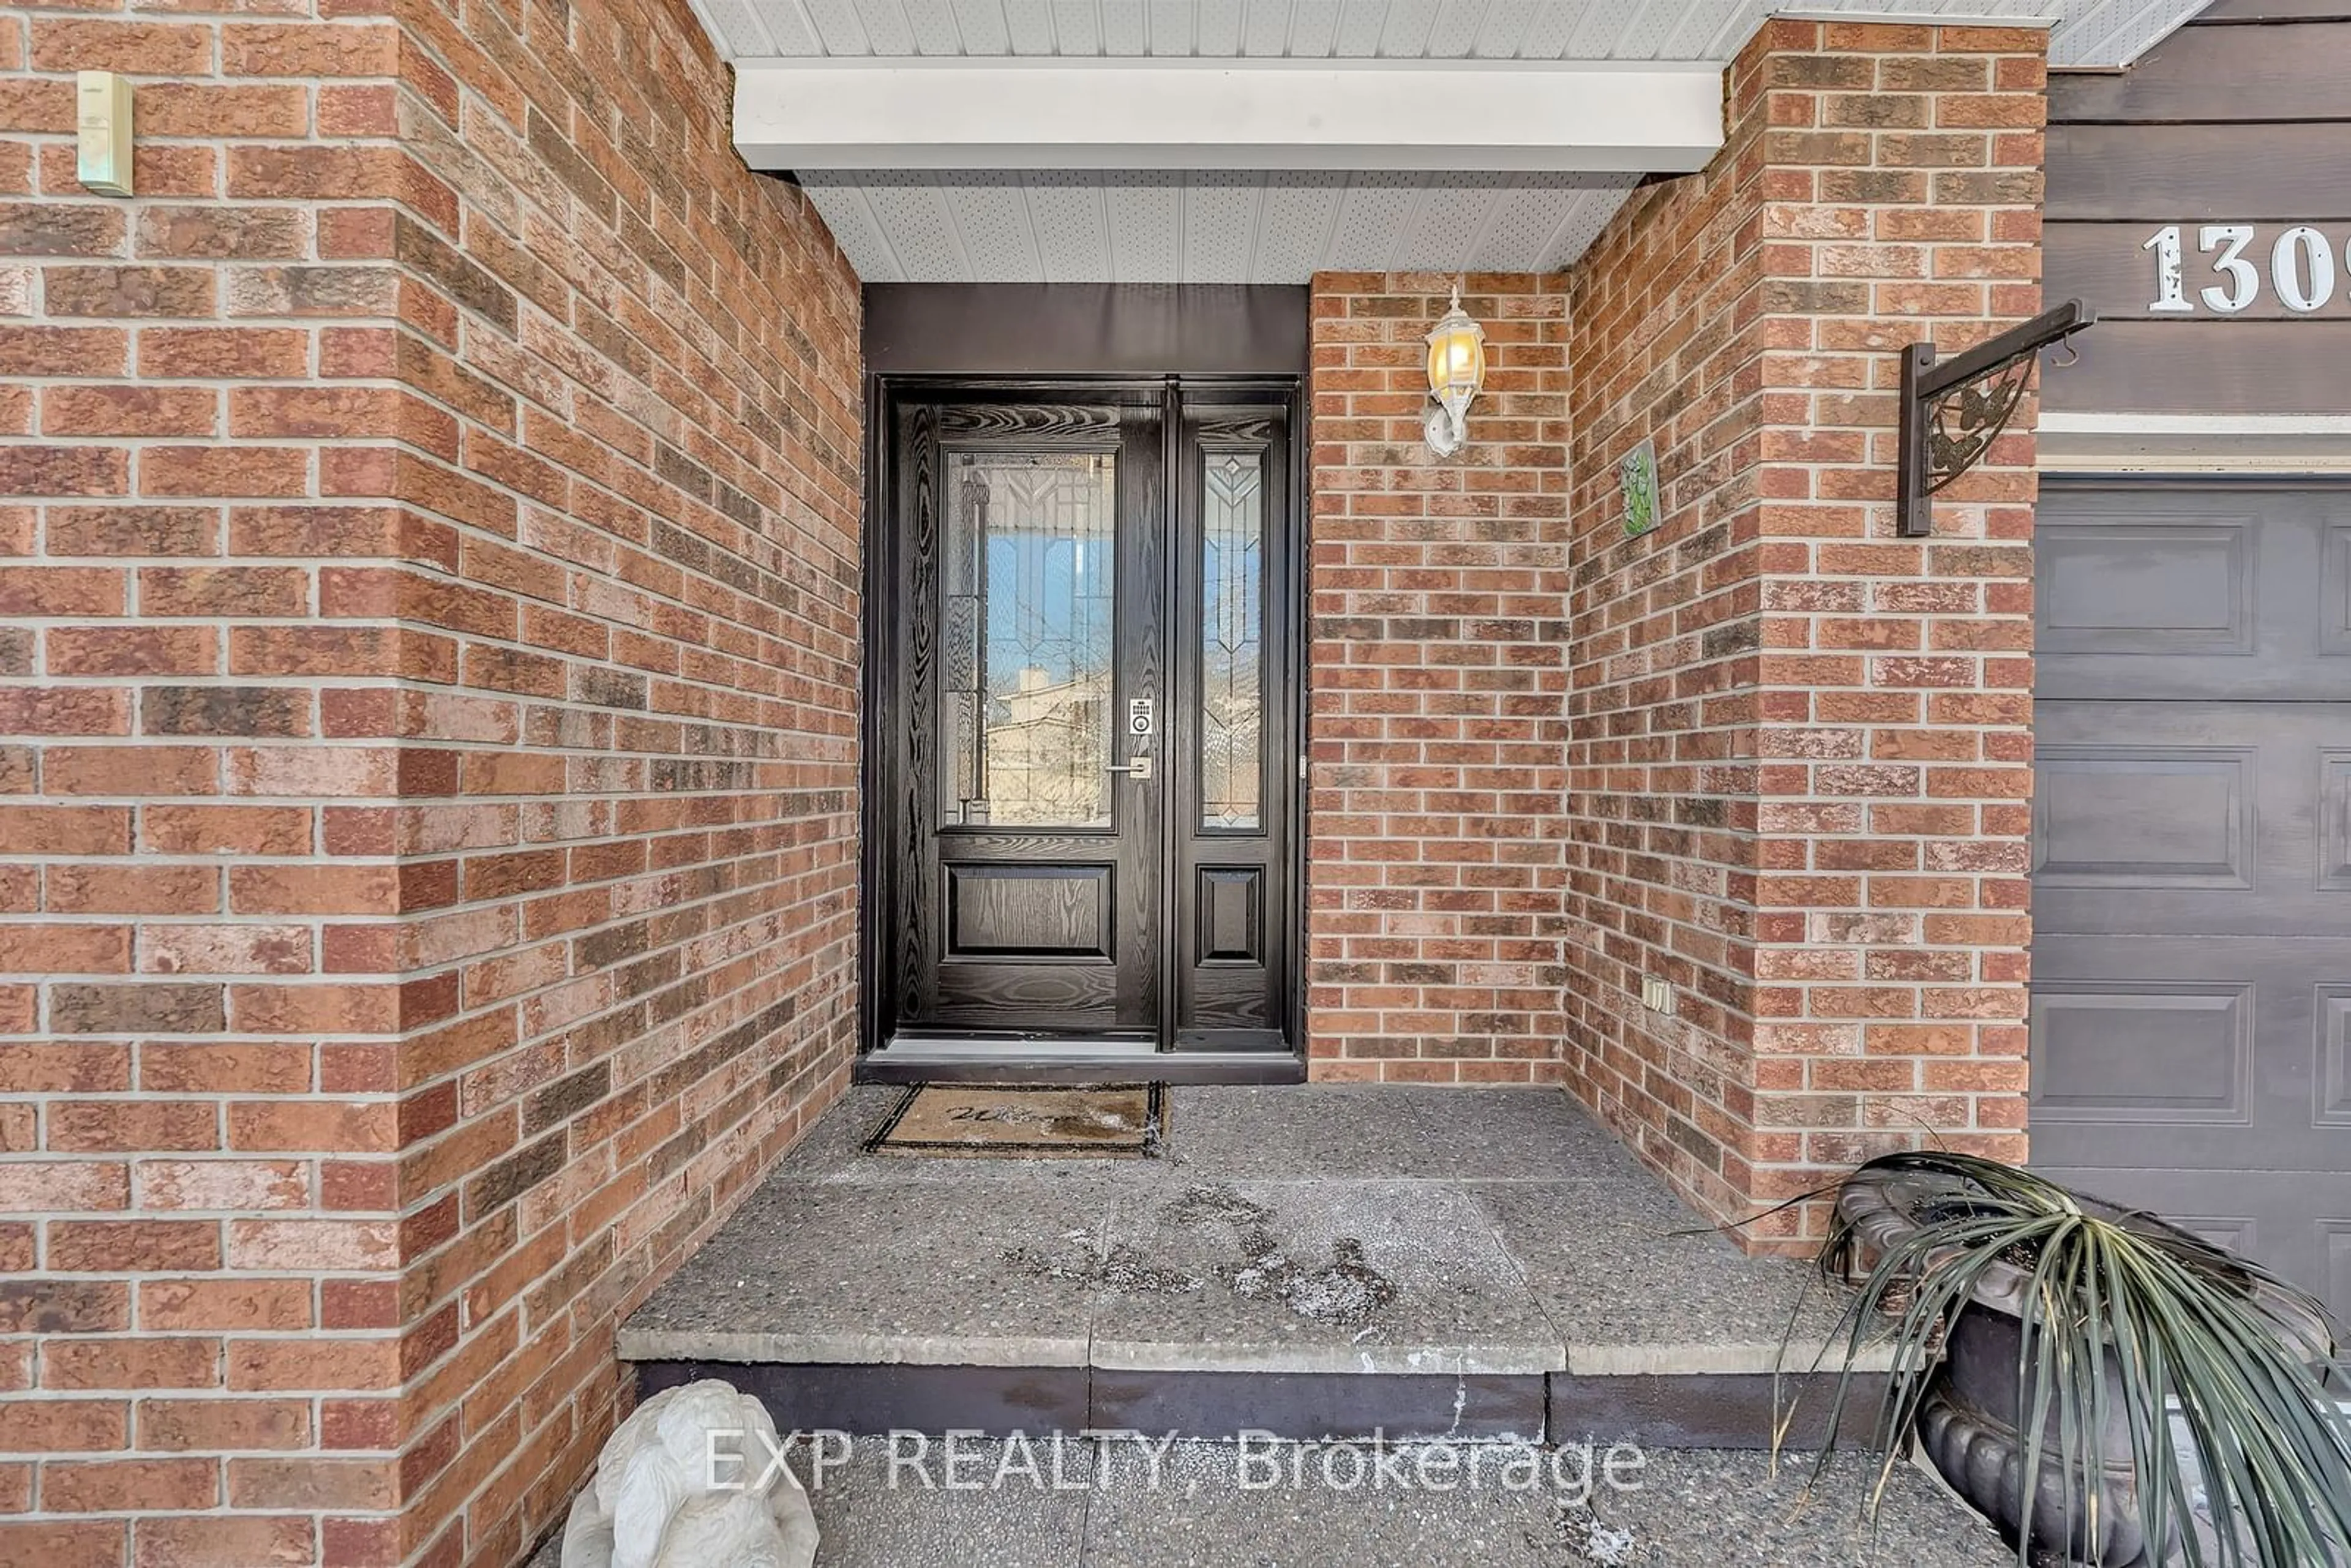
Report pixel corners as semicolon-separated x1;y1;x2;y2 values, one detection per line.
2032;747;2254;889
2031;704;2350;937
945;864;1113;959
1196;867;1264;964
2030;936;2347;1171
2036;522;2254;658
2028;980;2254;1125
2318;986;2351;1127
2034;487;2350;700
2321;752;2351;889
2327;523;2351;656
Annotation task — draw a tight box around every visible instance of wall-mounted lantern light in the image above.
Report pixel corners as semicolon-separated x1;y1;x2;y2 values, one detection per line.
1422;282;1486;457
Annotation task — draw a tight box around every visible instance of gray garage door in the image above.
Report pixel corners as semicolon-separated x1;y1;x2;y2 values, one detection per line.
2030;479;2351;1321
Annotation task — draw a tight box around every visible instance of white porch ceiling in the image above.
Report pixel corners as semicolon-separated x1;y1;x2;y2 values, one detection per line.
797;168;1643;282
696;1;2219;284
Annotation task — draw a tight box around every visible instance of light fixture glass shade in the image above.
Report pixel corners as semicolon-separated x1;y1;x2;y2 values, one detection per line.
1423;283;1486;457
1425;314;1485;400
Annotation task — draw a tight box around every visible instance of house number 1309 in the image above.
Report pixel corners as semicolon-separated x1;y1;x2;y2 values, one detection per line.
2143;224;2343;314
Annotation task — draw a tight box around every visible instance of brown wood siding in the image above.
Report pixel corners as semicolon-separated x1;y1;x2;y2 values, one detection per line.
2198;2;2351;20
2048;226;2351;321
2042;320;2349;411
2044;12;2351;414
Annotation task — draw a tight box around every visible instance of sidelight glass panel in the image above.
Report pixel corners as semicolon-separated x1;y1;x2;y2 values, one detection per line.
941;451;1117;829
1200;450;1264;833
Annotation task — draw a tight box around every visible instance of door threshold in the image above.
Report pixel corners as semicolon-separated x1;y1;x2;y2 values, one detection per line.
858;1035;1305;1086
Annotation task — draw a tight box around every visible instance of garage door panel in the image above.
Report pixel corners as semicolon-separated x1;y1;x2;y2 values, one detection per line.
2030;976;2252;1126
2034;703;2351;936
2028;1173;2262;1262
2032;936;2345;1167
2038;517;2254;658
2035;486;2347;700
2033;745;2252;890
2323;751;2351;890
2034;1168;2351;1322
2317;985;2351;1127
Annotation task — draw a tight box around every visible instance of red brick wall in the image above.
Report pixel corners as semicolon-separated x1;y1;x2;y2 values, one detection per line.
0;0;861;1556
1305;274;1572;1083
1563;20;2043;1244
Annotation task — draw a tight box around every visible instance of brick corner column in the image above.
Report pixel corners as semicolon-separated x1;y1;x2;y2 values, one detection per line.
1567;19;2047;1248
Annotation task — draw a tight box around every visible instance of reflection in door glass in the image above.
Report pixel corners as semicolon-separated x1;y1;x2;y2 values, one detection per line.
941;451;1116;828
1201;451;1264;832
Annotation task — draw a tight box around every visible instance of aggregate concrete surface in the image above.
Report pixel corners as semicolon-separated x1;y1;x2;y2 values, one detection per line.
528;1436;2014;1567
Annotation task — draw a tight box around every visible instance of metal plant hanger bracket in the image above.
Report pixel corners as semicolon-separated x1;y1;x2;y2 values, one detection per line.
1895;298;2095;538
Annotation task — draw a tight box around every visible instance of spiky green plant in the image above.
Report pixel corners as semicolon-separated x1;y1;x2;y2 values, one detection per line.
1780;1150;2351;1567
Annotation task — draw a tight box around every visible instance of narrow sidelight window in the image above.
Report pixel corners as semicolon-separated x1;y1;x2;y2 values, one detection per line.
1199;449;1265;833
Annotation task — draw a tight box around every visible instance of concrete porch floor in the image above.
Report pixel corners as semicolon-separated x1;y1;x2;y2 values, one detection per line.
569;1087;2011;1566
617;1086;1894;1447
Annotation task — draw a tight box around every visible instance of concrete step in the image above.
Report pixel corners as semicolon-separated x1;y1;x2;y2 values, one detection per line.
617;1086;1891;1449
528;1438;2014;1568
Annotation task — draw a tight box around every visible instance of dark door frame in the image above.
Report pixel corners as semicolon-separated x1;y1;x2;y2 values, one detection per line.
855;372;1308;1085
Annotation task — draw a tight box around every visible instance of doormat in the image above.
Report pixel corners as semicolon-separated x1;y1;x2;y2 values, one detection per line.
864;1084;1165;1159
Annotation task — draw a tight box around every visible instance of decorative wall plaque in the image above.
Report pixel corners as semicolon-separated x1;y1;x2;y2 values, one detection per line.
1619;438;1659;539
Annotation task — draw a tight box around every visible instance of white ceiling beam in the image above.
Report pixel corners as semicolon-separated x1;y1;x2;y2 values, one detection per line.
732;58;1726;172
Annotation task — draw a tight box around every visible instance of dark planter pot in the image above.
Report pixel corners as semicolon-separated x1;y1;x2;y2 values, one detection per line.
1835;1168;2331;1568
1917;1304;2167;1568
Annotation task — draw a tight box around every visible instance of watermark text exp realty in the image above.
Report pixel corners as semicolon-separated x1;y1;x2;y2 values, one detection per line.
707;1430;1651;1502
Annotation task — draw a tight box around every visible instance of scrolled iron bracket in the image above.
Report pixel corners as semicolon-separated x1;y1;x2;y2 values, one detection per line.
1895;299;2096;538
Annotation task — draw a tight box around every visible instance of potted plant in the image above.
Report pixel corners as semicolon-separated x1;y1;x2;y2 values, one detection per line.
1779;1150;2351;1566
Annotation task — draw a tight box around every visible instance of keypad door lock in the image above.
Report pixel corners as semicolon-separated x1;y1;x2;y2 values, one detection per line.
1127;697;1155;737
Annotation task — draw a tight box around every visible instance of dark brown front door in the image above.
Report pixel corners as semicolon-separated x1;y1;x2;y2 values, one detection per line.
873;383;1296;1057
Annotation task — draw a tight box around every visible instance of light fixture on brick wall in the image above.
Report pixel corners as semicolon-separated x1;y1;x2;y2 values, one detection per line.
1423;282;1486;457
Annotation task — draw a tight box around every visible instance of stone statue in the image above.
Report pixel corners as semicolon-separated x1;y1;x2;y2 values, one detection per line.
561;1379;818;1568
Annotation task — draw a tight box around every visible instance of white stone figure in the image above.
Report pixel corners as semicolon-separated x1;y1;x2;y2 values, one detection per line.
562;1379;818;1568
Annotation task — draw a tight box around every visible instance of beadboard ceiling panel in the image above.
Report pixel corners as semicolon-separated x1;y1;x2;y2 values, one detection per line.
796;170;1643;282
699;0;2212;67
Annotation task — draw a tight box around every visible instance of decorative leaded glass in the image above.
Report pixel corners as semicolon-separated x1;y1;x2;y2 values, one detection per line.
940;451;1117;829
1200;451;1264;832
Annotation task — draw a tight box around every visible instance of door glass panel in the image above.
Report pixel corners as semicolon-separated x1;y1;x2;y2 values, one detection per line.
940;451;1117;829
1201;450;1264;833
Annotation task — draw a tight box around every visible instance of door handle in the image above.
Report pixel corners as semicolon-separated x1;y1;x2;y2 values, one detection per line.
1105;757;1153;780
